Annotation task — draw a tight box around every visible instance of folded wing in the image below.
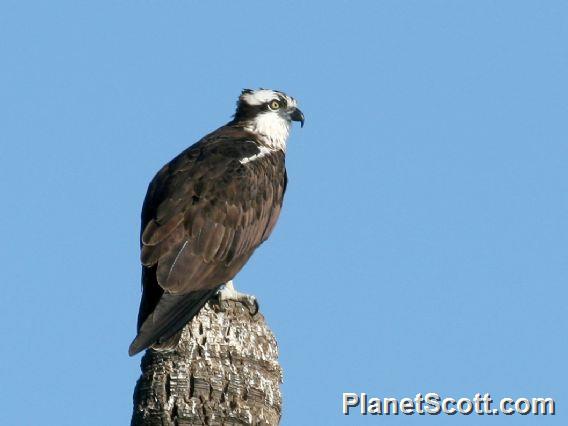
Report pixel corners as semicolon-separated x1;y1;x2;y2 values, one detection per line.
129;129;286;355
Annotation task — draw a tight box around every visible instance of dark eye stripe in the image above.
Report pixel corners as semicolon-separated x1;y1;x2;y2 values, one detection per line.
269;96;287;109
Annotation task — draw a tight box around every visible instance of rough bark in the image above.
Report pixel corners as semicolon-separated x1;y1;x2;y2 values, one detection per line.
131;298;283;426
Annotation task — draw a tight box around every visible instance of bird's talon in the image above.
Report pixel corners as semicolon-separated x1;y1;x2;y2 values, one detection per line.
217;281;259;315
249;297;259;316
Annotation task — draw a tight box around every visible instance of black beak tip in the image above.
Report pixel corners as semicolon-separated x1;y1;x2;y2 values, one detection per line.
291;108;305;128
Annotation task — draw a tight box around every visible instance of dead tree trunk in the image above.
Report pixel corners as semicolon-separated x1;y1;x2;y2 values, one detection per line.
131;298;283;426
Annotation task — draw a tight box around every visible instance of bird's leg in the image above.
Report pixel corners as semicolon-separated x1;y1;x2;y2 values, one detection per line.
217;280;259;315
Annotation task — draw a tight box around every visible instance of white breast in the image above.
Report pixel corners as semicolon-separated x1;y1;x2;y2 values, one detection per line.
244;112;290;151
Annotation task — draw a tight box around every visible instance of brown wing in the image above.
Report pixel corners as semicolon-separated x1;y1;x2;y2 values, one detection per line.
140;133;286;293
129;127;286;355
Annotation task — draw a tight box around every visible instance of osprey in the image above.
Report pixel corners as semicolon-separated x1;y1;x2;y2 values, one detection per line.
129;89;304;356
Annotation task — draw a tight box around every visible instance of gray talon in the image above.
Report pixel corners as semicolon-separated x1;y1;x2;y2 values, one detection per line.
250;298;259;316
217;281;259;315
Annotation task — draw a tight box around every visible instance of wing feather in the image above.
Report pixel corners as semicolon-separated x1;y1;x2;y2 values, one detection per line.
132;127;287;354
141;213;184;246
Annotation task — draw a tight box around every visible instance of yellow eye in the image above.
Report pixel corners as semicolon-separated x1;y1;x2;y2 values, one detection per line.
269;100;281;110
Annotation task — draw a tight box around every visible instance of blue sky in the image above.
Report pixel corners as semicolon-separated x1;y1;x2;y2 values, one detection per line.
1;1;566;424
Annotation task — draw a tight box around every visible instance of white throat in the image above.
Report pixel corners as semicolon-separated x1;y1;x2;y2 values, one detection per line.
244;112;290;151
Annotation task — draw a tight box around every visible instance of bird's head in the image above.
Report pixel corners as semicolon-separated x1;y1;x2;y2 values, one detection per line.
231;88;304;150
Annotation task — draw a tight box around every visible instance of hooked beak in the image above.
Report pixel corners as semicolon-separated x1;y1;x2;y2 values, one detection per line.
289;107;305;128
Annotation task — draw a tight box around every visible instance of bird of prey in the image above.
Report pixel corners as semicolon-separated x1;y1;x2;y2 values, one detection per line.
129;89;304;356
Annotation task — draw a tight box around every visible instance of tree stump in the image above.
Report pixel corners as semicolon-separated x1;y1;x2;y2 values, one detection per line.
131;298;283;426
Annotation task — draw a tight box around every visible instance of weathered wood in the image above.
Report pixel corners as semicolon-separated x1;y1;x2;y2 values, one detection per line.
131;298;282;426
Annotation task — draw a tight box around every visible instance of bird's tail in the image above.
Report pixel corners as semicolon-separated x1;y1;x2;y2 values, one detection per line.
128;287;219;356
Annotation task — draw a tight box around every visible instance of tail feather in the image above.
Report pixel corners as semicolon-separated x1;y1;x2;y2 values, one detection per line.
128;287;219;356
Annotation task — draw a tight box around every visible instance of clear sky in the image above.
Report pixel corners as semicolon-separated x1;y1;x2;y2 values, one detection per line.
1;1;566;425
